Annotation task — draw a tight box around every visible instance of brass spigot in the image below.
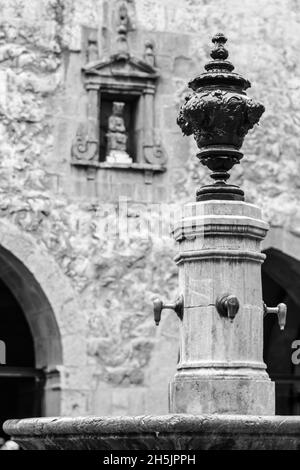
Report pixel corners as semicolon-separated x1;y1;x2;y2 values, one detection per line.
263;303;287;331
153;295;184;326
216;294;240;321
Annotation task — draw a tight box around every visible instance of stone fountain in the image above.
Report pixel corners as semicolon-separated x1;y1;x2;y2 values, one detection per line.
4;34;300;451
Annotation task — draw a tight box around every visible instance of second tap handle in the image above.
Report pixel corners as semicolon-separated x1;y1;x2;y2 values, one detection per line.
264;302;287;331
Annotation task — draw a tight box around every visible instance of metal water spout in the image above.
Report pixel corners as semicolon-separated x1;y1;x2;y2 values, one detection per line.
264;303;287;331
153;295;184;326
216;294;240;322
154;33;287;416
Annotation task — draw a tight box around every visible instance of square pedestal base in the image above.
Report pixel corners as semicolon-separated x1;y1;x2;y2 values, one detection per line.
169;370;275;415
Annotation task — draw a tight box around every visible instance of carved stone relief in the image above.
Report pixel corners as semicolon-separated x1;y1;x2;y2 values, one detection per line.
106;102;132;164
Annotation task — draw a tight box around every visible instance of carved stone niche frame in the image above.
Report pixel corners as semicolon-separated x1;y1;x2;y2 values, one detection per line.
71;36;166;179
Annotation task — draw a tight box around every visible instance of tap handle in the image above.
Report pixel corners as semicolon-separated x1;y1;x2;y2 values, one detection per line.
264;302;287;331
153;295;184;326
226;295;240;320
153;298;163;326
216;294;240;321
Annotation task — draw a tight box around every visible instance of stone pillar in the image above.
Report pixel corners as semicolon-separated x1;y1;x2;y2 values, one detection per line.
169;200;275;415
86;85;99;143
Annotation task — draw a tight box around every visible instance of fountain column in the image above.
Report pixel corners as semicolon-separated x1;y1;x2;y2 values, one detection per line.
169;200;274;414
154;34;286;415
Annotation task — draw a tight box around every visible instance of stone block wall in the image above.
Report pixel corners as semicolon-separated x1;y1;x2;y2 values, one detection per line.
0;0;300;416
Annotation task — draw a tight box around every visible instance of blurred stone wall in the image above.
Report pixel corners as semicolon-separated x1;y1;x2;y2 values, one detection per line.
0;0;300;416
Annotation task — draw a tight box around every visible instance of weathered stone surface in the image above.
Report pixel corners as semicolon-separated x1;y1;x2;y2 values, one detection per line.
5;415;300;450
0;0;300;418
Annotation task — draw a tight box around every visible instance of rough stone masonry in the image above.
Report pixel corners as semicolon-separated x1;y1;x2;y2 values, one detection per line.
0;0;300;417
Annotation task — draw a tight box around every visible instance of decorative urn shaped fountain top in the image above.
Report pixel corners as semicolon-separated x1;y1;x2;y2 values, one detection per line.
177;33;265;201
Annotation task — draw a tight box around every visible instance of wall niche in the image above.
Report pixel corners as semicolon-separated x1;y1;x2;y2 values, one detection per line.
71;4;166;181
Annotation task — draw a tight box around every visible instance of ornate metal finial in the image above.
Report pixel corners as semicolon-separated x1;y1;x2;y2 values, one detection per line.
144;40;155;67
87;31;98;63
177;33;264;201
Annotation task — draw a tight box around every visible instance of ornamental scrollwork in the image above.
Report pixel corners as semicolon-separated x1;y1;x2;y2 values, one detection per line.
177;90;265;150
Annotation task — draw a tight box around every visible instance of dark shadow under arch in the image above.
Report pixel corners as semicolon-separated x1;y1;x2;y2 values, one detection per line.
262;247;300;414
0;277;44;440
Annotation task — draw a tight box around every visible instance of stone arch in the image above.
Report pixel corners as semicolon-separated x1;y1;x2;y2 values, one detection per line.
263;226;300;263
0;219;87;415
261;249;300;414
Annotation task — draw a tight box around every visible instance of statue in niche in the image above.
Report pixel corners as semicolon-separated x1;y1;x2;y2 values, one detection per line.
106;101;132;164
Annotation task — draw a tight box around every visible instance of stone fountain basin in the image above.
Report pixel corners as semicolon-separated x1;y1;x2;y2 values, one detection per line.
4;415;300;450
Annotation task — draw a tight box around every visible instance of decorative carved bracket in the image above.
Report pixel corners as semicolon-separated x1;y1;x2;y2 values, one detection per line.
71;123;98;162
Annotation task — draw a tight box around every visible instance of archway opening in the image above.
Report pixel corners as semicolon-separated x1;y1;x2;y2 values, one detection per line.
0;242;64;439
0;277;44;441
263;247;300;415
